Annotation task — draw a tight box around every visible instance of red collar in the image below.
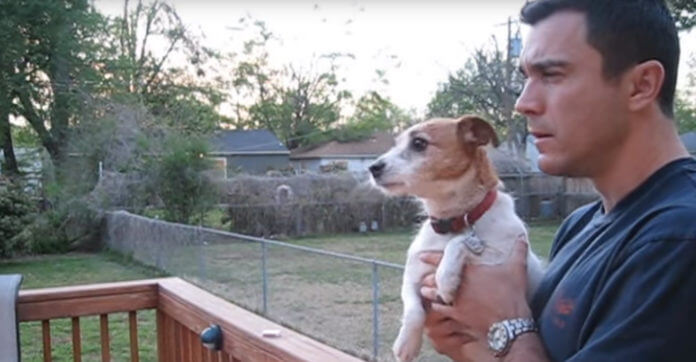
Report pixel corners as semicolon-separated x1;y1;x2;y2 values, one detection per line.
430;189;498;234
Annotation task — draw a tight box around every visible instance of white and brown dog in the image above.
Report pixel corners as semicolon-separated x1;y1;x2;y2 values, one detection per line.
369;116;544;362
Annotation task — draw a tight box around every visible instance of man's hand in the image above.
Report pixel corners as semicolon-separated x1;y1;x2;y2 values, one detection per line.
422;294;473;360
420;238;533;360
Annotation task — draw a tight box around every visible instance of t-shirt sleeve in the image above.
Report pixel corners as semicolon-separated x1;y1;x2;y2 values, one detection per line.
565;238;696;361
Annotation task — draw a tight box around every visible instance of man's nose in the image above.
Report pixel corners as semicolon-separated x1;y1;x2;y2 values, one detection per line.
369;161;386;178
515;81;543;117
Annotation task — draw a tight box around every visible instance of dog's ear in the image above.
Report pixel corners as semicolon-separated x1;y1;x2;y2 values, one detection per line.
456;116;500;148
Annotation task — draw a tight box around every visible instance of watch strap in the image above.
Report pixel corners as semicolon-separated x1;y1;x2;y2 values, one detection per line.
489;317;537;357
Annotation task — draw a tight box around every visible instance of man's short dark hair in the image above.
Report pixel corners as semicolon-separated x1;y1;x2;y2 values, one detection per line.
520;0;680;118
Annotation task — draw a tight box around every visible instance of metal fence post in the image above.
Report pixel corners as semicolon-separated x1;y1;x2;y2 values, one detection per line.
262;241;268;315
371;261;380;360
197;225;207;282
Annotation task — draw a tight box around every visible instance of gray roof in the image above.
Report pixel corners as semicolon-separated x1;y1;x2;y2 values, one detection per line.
209;129;289;155
681;132;696;152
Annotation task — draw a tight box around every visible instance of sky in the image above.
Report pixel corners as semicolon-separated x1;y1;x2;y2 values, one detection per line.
94;0;696;116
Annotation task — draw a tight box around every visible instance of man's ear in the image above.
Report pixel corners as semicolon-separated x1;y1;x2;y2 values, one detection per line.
457;115;500;147
627;60;665;113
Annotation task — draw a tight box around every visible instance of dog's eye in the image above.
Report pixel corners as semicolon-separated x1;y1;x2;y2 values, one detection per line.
410;137;428;152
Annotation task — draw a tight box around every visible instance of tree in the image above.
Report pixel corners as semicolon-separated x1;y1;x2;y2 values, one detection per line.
675;95;696;133
331;91;410;142
0;0;104;169
96;0;224;134
428;38;527;155
668;0;696;31
230;20;351;149
676;54;696;133
0;0;223;179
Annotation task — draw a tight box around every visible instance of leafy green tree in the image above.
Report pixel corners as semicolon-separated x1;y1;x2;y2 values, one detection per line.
331;91;409;142
0;0;223;178
668;0;696;31
676;95;696;133
676;54;696;133
0;0;102;168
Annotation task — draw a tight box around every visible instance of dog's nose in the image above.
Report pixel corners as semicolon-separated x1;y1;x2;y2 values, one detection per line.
369;161;386;178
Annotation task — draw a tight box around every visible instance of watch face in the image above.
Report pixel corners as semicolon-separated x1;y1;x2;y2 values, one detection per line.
488;323;509;352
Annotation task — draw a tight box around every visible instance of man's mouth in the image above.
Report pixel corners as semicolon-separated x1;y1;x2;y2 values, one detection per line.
530;131;555;153
531;131;553;139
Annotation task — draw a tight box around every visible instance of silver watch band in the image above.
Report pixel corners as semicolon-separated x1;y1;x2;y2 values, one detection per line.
503;317;537;336
488;317;537;357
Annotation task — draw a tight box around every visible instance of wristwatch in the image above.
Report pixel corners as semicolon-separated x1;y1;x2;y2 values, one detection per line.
487;318;538;357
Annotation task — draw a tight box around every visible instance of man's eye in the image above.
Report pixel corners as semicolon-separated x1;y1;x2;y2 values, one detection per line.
411;137;428;152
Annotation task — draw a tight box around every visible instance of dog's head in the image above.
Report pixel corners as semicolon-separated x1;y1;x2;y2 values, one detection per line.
369;115;500;199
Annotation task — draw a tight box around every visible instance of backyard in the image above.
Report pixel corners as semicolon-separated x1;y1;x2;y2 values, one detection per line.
2;222;559;361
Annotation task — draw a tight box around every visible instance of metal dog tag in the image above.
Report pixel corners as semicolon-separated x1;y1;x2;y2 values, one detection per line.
463;232;486;255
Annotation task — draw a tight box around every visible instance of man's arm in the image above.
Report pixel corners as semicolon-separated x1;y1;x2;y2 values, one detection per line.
503;333;549;362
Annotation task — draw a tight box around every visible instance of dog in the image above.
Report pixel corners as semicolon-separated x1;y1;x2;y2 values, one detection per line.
368;115;545;362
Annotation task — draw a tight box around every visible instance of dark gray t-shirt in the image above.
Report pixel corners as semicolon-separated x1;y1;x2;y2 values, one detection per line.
531;157;696;361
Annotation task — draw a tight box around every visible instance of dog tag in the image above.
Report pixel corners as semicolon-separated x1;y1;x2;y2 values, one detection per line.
464;235;485;255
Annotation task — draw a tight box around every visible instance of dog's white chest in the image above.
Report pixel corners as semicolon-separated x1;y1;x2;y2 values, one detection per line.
407;224;453;255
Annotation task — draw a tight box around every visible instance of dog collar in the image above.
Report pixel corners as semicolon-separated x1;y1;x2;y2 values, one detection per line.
430;189;498;234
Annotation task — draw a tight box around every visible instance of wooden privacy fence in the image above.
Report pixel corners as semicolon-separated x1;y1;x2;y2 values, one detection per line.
17;277;360;362
222;174;598;238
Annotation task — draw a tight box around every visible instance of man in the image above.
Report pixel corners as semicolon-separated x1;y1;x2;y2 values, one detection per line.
420;0;696;361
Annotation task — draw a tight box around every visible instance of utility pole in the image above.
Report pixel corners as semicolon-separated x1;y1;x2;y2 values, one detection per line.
503;16;528;156
506;16;513;86
495;16;525;156
503;16;516;154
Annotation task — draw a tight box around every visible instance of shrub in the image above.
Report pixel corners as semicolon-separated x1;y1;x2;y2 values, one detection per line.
0;178;36;257
10;191;102;255
146;134;218;224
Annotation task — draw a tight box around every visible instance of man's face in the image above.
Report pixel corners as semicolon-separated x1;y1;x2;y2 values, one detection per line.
516;11;630;177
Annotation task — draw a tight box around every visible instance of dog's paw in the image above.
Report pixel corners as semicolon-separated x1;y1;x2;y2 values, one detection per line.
392;328;423;362
435;269;460;305
436;289;456;305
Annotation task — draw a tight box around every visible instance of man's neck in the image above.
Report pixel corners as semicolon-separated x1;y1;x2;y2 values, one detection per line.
592;118;689;213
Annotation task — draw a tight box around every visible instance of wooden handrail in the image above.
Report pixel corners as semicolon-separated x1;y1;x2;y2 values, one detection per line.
17;277;361;362
17;278;161;321
157;278;361;362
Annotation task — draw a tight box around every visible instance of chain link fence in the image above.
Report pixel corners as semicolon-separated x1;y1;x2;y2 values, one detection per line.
103;211;450;361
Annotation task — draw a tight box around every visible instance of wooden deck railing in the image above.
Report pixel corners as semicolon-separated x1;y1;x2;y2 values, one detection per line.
17;277;361;362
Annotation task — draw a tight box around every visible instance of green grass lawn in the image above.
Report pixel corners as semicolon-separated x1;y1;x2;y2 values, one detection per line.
526;221;560;259
287;221;560;263
0;253;167;362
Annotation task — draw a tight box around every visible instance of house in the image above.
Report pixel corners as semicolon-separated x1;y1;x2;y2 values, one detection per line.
208;129;290;177
681;131;696;157
290;132;395;173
